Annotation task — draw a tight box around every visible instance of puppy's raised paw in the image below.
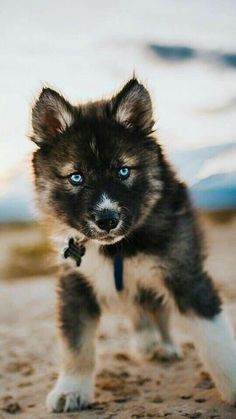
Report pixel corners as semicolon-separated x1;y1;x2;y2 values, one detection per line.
46;373;93;413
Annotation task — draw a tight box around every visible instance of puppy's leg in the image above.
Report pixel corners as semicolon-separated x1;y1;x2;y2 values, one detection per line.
165;271;236;405
154;302;183;360
134;290;181;360
47;271;100;413
132;311;159;357
186;310;236;405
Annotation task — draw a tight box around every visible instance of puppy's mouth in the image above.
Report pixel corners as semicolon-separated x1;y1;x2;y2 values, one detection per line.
85;219;125;244
94;234;125;245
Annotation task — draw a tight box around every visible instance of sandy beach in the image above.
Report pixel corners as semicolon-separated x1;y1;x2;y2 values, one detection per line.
0;214;236;418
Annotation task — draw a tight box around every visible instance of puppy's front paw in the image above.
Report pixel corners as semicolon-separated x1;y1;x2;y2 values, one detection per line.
153;342;183;361
133;329;182;361
46;373;93;413
133;328;159;358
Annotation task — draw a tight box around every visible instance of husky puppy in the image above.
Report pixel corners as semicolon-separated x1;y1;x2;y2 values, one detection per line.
30;79;236;413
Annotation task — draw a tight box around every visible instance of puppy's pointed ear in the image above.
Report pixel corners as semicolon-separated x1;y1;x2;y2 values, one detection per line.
112;78;154;134
31;88;75;145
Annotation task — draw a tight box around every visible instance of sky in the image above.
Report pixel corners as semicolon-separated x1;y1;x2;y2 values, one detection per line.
0;0;236;217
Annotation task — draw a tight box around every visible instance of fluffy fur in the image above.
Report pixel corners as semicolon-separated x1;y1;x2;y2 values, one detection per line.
30;78;236;412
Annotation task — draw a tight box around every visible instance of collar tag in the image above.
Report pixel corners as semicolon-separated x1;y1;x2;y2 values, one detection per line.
63;238;86;266
114;255;124;292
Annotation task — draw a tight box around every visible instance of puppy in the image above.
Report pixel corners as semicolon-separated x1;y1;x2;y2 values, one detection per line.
30;79;236;412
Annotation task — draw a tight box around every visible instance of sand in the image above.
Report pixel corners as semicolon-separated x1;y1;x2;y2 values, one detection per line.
0;215;236;418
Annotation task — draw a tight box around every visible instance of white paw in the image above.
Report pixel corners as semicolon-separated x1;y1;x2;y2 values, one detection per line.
46;373;94;413
154;342;183;361
133;328;159;357
133;329;182;361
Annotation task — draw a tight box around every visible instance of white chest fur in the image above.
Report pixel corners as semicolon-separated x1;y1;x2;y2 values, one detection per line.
77;241;167;311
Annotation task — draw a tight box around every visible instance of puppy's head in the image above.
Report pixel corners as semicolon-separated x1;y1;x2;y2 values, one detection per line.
31;79;163;244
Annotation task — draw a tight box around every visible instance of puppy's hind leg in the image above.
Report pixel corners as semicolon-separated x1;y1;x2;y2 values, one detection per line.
166;270;236;405
47;271;101;413
184;310;236;405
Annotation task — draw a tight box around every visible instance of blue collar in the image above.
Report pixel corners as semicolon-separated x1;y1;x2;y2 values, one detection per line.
113;255;124;292
63;238;124;292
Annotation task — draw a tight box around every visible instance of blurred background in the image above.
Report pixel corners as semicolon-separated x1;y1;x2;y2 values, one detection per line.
1;2;236;417
0;0;236;280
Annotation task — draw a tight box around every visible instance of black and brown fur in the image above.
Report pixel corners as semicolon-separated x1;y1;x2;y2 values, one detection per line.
30;78;236;413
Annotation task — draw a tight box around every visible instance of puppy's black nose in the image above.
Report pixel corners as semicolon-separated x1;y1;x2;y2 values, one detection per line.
95;210;120;232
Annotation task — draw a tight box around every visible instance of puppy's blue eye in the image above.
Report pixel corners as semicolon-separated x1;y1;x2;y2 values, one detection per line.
69;173;83;186
118;167;130;180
